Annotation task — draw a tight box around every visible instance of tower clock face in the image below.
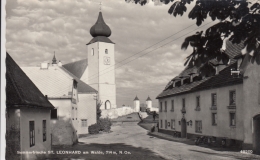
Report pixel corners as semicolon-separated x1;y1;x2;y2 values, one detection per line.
104;56;110;65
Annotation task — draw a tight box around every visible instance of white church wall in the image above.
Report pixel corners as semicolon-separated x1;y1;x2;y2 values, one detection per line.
77;93;97;135
98;42;117;109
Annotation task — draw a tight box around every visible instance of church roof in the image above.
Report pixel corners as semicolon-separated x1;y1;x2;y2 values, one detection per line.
87;36;114;45
146;96;152;101
87;12;114;45
6;53;54;108
60;67;97;94
22;66;75;98
133;96;139;101
63;59;88;79
90;12;111;37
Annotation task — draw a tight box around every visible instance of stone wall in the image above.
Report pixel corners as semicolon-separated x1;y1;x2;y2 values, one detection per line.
101;106;135;119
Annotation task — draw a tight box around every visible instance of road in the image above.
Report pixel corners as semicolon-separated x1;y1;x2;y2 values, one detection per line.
50;122;260;160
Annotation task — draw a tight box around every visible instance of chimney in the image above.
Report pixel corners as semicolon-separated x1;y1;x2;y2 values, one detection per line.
41;62;49;69
215;65;226;75
58;61;62;67
237;58;242;69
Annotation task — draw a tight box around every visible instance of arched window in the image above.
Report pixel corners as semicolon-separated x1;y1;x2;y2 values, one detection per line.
105;49;108;54
105;100;111;110
91;48;94;56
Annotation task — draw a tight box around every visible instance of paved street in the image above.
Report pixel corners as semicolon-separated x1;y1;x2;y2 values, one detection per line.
50;121;260;160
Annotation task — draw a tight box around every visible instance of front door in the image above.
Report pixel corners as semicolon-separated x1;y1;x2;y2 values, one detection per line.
181;118;187;138
253;114;260;154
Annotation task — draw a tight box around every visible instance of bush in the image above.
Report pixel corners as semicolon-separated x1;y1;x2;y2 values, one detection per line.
88;118;112;134
88;123;100;134
98;118;112;132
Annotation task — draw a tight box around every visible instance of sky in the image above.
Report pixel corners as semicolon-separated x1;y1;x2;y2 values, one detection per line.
5;0;218;107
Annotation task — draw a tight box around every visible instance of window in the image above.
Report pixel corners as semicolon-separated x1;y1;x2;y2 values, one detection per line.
91;48;94;56
160;102;162;112
195;120;202;133
171;100;174;111
43;120;46;142
164;101;167;112
160;120;162;128
182;98;185;108
212;93;217;106
73;80;77;89
29;121;35;147
105;49;108;54
212;113;217;125
171;119;175;129
81;119;88;127
229;90;236;105
51;109;57;119
165;120;167;129
230;112;236;126
196;96;200;109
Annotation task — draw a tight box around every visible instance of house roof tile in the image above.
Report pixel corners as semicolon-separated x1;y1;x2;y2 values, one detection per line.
6;53;54;108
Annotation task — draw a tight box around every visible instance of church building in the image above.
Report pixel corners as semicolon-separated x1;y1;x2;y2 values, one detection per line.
63;11;117;111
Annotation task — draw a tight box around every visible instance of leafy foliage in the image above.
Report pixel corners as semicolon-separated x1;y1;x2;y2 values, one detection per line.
98;118;112;132
126;0;260;72
96;100;102;120
88;118;112;134
88;123;100;134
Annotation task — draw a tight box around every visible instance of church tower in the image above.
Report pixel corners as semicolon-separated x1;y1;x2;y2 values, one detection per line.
146;96;152;110
87;12;116;110
133;96;140;112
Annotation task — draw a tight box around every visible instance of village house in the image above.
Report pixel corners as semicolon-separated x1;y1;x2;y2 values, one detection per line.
6;53;55;160
22;56;97;145
157;40;260;154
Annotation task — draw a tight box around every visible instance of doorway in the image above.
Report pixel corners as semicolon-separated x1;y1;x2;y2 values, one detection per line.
253;114;260;154
181;118;187;138
105;100;111;110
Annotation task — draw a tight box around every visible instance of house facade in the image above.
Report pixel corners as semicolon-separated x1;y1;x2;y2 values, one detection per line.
22;61;97;145
6;53;55;160
157;41;260;154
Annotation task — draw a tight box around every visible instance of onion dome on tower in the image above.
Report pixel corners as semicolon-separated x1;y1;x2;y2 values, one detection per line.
87;12;114;45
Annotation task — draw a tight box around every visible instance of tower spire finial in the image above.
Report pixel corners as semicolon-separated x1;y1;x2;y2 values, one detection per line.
99;2;102;11
52;51;57;64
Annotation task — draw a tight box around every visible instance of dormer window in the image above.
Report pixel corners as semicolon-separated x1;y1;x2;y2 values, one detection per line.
172;81;176;88
105;49;108;54
181;79;184;85
190;74;193;83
